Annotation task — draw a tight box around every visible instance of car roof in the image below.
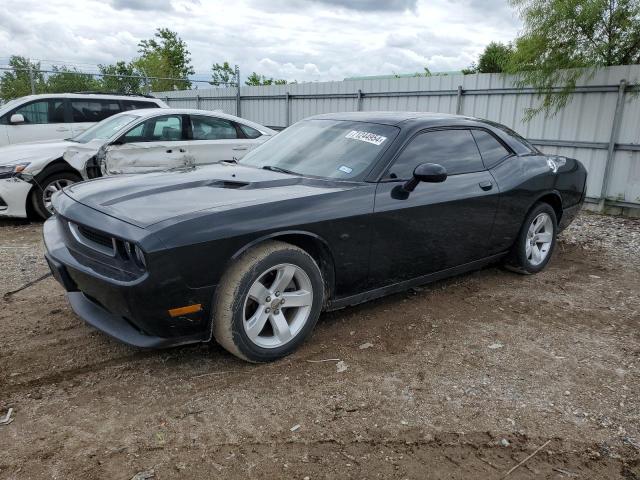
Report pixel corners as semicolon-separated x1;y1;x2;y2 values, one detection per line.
4;93;163;102
115;108;277;134
307;111;484;127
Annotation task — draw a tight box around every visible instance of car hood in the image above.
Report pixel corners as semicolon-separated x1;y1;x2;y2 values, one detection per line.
0;140;73;165
62;163;352;228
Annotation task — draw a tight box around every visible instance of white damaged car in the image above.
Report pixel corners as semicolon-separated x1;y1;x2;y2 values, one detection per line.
0;109;276;219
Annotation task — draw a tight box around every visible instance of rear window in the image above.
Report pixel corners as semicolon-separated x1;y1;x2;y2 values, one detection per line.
239;124;262;139
471;130;511;169
70;100;121;122
122;100;160;111
484;121;538;155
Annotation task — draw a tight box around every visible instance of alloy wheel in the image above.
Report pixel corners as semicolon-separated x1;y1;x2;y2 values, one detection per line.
43;179;75;213
526;212;553;266
242;263;313;349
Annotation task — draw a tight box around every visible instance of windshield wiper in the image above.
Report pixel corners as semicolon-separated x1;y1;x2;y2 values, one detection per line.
262;165;298;175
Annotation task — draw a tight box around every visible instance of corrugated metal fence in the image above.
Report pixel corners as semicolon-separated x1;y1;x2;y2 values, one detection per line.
155;65;640;211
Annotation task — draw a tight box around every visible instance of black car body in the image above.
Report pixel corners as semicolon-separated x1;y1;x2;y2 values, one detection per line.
44;112;587;358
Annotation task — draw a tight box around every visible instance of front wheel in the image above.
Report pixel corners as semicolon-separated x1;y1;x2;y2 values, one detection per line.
506;202;558;274
212;241;325;362
32;171;81;219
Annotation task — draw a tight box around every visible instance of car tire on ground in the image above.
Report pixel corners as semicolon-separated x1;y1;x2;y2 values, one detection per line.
32;171;81;220
212;240;325;362
506;202;558;275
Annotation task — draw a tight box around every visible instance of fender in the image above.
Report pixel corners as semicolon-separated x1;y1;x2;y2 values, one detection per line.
229;229;333;262
229;229;337;303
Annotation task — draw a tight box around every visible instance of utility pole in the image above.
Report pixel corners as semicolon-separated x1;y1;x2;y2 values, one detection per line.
27;59;36;95
235;64;241;117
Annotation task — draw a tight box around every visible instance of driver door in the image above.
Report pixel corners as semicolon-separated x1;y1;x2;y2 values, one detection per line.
102;114;192;175
5;98;69;144
368;128;499;288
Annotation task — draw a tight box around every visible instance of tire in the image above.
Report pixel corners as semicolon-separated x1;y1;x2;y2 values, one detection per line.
506;202;558;274
32;171;81;219
212;240;325;362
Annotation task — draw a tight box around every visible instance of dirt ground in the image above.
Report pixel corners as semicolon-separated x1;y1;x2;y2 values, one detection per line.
1;212;639;480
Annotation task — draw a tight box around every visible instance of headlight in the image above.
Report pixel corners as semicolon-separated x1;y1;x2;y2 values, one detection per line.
123;240;147;269
0;163;30;179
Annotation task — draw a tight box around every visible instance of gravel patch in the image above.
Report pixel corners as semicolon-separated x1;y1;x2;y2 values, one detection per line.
559;211;640;266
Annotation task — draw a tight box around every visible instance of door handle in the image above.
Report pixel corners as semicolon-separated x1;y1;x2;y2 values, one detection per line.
56;127;69;132
479;181;493;191
166;149;173;153
179;148;186;153
232;146;249;151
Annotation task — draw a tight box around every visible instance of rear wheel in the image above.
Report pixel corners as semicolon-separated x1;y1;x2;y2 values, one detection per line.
212;241;324;362
506;202;557;274
32;171;81;219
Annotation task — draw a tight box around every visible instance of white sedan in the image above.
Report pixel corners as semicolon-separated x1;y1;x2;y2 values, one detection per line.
0;109;276;219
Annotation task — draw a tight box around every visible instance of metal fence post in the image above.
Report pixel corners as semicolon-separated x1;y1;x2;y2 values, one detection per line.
455;85;463;115
285;92;291;127
196;94;201;110
600;79;627;209
235;65;241;117
27;61;36;95
357;89;363;111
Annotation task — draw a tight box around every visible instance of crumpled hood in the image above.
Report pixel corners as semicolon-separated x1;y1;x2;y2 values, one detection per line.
62;163;350;228
0;140;73;165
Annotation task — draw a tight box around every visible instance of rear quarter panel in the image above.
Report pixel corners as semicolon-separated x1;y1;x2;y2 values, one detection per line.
489;154;586;253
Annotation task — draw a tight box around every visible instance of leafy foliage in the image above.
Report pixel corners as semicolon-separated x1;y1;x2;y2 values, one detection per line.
46;66;100;93
98;61;145;94
0;56;45;100
463;42;515;74
134;28;195;91
211;61;237;86
505;0;640;118
245;72;288;86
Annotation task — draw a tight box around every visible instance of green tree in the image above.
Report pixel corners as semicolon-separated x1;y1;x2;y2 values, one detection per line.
0;56;45;101
46;66;100;93
210;61;237;86
506;0;640;118
463;42;514;74
98;61;145;94
245;72;288;86
134;28;195;91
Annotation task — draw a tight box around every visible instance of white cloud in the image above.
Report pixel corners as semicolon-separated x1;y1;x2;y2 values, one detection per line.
0;0;521;83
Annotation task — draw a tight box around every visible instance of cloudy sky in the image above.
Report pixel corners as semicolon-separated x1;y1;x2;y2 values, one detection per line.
0;0;521;83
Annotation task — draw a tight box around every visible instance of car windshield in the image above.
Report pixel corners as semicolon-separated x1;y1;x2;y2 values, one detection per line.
0;97;26;113
239;119;399;180
70;114;140;144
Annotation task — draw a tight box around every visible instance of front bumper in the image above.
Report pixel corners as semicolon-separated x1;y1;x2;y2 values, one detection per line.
44;214;214;348
0;177;32;218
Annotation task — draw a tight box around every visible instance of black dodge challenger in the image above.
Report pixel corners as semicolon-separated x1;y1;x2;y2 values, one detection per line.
44;112;587;362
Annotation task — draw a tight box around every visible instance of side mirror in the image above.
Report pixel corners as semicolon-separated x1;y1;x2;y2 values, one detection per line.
10;113;25;124
402;163;447;192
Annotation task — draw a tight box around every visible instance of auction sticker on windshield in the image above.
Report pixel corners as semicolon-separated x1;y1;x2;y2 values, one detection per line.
345;130;387;146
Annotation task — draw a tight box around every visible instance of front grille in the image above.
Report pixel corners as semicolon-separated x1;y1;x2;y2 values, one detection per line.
77;225;113;249
68;222;115;256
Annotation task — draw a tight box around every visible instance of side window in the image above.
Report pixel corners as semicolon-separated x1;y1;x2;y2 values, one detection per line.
70;100;121;122
471;130;511;169
13;99;65;124
121;115;183;143
239;123;262;139
190;116;237;140
122;100;160;111
387;129;484;179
